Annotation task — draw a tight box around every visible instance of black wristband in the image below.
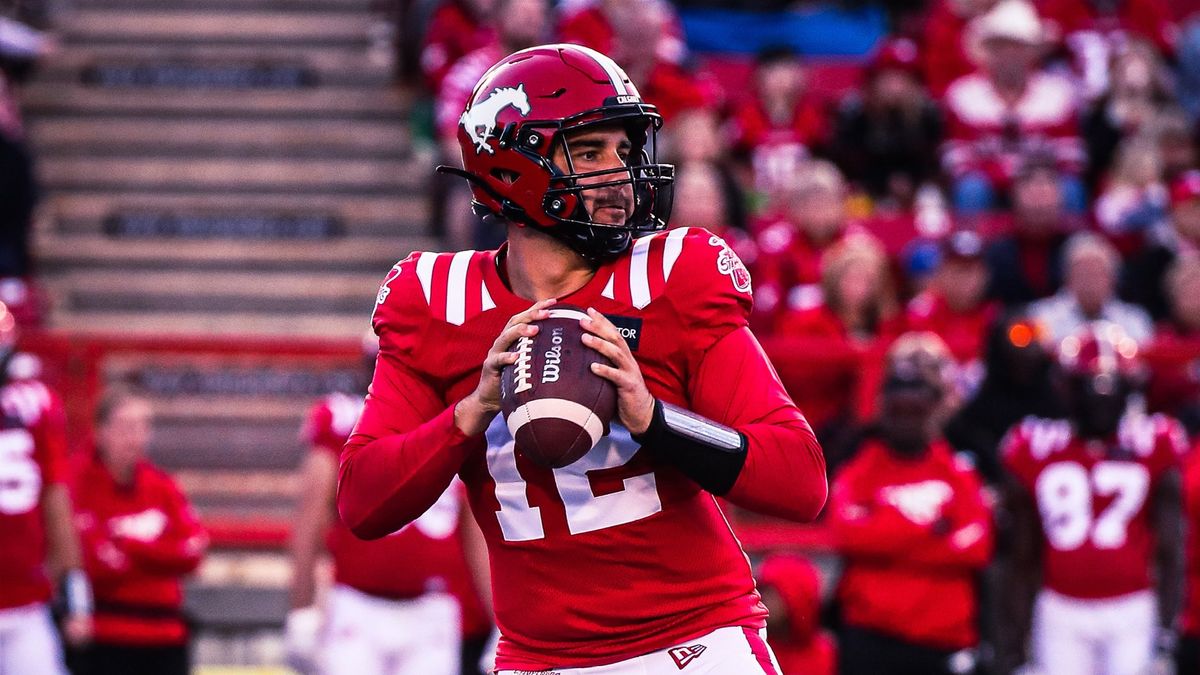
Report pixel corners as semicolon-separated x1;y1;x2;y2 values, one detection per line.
633;399;748;495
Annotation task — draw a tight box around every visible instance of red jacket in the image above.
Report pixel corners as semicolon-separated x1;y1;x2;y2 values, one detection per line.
829;440;992;649
921;0;975;99
904;291;997;365
419;1;496;93
71;458;208;646
759;555;836;675
1182;448;1200;637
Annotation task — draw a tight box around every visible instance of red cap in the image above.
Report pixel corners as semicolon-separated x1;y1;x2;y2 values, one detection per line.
1172;170;1200;206
870;38;920;78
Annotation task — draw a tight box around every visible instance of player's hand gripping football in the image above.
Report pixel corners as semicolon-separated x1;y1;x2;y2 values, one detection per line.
580;307;655;435
455;298;557;436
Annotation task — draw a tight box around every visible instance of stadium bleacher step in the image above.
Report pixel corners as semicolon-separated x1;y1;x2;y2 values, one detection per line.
59;10;375;45
22;85;410;118
24;0;431;654
39;191;428;236
39;156;425;193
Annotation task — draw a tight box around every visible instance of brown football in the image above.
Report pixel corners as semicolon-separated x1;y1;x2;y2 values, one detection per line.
499;305;618;468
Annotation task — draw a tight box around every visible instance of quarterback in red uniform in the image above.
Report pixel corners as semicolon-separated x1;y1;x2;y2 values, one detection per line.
337;43;827;674
286;337;491;675
0;308;91;675
1000;321;1186;675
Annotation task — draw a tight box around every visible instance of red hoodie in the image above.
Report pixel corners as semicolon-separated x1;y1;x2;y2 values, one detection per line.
829;440;992;649
759;554;836;675
70;458;208;646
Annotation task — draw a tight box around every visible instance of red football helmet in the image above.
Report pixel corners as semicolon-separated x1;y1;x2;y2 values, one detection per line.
441;43;674;259
1055;321;1144;388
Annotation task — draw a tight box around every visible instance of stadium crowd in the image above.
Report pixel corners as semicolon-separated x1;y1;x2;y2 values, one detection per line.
5;0;1200;673
411;0;1200;673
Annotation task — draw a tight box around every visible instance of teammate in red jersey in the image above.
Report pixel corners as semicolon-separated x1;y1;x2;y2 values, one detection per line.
69;389;208;675
1180;448;1200;674
1000;321;1186;675
286;335;492;675
0;305;91;675
828;332;993;675
337;43;827;674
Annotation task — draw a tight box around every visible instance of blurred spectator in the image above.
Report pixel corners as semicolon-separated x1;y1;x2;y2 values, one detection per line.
598;0;704;123
1145;253;1200;432
286;335;490;675
664;109;748;236
1181;449;1200;675
775;235;900;345
729;46;828;201
0;310;90;675
70;389;207;675
1152;107;1199;183
904;230;997;393
921;0;1000;98
556;0;686;67
1040;0;1178;101
1121;170;1200;319
1030;231;1154;345
766;236;900;455
944;312;1062;483
828;333;992;675
983;155;1075;305
832;38;944;208
752;160;855;329
419;0;496;94
757;554;836;675
433;0;548;250
0;16;49;311
1081;41;1176;188
941;0;1086;214
999;321;1184;675
669;164;754;264
1093;134;1169;238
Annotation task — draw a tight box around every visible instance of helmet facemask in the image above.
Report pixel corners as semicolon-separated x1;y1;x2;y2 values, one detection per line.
503;107;674;261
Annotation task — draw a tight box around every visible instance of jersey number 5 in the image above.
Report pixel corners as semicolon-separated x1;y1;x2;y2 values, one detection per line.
1035;461;1149;551
485;434;662;542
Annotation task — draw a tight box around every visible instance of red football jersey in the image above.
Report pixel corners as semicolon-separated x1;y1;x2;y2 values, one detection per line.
941;71;1084;188
339;227;827;670
304;393;489;636
70;458;207;645
0;379;68;610
829;440;993;649
1002;414;1187;600
1182;448;1200;637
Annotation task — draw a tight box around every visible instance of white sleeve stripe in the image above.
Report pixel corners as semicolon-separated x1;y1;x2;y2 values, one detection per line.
445;250;474;326
569;44;629;96
415;252;436;304
663;227;687;281
630;235;653;309
481;280;496;312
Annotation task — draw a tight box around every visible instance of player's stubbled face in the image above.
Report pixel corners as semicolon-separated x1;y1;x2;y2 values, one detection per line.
554;126;635;227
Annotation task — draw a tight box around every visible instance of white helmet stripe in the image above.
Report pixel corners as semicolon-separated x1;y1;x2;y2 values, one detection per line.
565;44;630;96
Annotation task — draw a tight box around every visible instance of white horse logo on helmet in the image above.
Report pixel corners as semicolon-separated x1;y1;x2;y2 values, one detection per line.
460;84;531;155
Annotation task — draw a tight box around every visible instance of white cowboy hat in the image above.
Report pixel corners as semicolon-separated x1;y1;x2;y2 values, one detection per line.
968;0;1045;46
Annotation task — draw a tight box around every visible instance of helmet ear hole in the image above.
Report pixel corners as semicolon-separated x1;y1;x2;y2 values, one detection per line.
491;168;520;185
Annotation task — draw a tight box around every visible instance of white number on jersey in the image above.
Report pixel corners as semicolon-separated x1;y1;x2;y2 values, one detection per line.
485;425;661;542
1035;461;1150;551
0;429;40;516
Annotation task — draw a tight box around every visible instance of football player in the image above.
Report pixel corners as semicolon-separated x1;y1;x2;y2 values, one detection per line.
337;44;827;674
1000;321;1186;675
0;304;92;674
286;333;492;675
828;332;992;675
69;389;208;675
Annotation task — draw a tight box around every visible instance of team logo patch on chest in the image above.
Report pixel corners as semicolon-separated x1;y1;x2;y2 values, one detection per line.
460;84;530;154
668;644;707;669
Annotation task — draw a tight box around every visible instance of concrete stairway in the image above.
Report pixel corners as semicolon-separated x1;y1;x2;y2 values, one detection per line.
24;0;438;338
